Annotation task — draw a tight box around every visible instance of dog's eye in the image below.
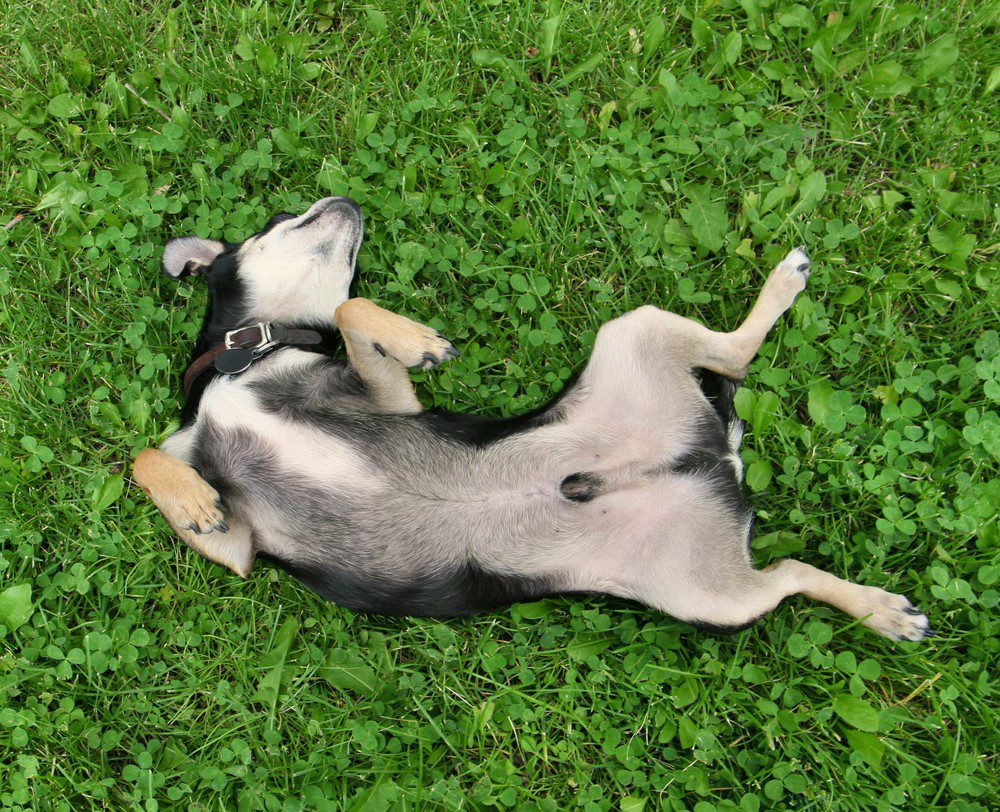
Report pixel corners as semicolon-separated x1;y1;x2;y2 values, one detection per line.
259;212;296;235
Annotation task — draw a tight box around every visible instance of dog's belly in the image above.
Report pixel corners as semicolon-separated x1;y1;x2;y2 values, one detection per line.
165;356;750;614
561;473;752;593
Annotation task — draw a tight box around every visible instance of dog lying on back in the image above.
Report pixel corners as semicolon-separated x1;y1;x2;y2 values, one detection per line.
133;196;931;640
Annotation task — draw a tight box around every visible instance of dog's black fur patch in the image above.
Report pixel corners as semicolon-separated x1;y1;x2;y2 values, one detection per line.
179;247;245;426
248;367;582;451
260;212;296;233
668;370;750;524
668;424;745;518
417;373;581;448
696;368;740;429
275;556;552;617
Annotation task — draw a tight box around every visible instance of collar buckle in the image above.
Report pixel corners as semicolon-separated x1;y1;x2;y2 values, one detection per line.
224;322;276;355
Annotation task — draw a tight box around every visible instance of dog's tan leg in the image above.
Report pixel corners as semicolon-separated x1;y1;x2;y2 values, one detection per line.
583;247;810;391
132;448;255;577
334;298;458;413
762;560;931;641
675;247;811;379
652;558;931;641
705;246;811;376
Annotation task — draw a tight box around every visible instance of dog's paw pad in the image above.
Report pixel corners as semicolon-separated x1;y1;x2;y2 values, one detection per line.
860;589;931;642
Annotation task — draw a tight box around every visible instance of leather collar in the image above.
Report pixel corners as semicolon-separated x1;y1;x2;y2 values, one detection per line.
183;322;323;397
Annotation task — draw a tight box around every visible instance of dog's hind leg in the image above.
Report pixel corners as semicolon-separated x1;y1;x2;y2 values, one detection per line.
588;248;811;387
334;298;459;413
679;246;811;378
665;559;932;641
132;448;255;577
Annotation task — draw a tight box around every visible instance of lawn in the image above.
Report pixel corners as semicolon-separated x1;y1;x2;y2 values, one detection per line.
1;0;997;809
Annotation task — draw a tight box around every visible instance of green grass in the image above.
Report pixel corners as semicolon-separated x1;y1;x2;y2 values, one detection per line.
1;0;998;808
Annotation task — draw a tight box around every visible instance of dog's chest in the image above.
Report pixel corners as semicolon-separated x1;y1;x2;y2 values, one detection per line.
167;354;382;492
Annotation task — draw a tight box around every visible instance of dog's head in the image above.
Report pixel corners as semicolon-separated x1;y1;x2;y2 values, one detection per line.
161;197;362;334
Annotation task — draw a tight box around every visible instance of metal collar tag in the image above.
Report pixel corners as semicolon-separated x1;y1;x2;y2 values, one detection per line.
213;348;256;375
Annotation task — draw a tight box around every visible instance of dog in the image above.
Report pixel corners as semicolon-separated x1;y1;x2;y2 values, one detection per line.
132;196;931;641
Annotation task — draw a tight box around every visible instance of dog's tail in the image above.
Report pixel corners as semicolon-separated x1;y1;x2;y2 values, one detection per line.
697;369;744;457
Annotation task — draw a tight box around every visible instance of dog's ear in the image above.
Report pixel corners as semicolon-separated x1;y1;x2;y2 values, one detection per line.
162;236;225;278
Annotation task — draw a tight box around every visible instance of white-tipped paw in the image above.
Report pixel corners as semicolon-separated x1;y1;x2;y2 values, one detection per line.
859;587;933;642
777;245;810;286
782;246;810;277
763;246;810;310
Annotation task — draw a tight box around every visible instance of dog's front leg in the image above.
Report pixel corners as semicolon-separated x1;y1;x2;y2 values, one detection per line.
132;448;255;577
334;298;458;413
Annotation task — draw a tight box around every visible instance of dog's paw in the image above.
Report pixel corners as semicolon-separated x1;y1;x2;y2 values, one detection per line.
412;329;461;369
160;478;227;535
373;317;459;370
858;587;932;642
776;246;810;289
781;246;811;278
761;246;810;313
